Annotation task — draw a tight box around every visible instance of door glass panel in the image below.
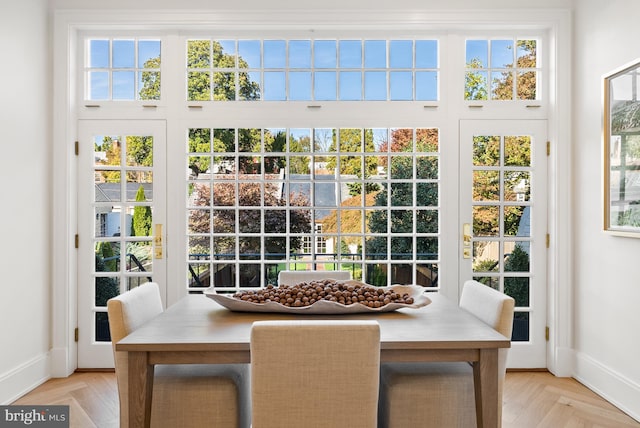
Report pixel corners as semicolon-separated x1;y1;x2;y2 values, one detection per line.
473;135;500;166
125;240;153;272
504;171;530;201
504;242;530;272
505;207;529;237
505;136;531;166
470;132;536;343
473;205;499;236
473;171;500;201
505;276;530;307
95;242;120;272
88;133;157;342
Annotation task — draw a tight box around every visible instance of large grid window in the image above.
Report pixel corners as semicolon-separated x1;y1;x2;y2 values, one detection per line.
85;38;161;101
186;127;440;291
465;38;539;101
186;39;438;101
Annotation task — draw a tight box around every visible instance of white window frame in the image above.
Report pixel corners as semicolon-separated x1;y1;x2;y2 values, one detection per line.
52;8;572;377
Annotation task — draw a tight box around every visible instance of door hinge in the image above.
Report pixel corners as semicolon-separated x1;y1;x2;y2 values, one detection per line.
546;141;550;156
75;141;79;156
545;326;549;341
75;234;79;249
546;233;550;248
74;327;79;342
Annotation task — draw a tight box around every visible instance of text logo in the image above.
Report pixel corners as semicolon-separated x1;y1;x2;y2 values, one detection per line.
0;406;69;428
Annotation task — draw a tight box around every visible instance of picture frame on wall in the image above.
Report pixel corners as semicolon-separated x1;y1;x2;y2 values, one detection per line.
603;58;640;236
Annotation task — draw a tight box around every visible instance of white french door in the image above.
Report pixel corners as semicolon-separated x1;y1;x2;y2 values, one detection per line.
77;120;167;368
460;119;547;368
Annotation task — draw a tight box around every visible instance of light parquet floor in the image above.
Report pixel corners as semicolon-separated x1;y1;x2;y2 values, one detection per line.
12;372;119;428
503;372;639;428
11;370;640;427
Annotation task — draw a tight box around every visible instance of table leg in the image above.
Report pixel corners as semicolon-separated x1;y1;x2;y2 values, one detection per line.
473;348;499;428
128;351;154;428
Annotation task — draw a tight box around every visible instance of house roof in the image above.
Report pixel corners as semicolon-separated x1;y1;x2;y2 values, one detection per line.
95;182;154;202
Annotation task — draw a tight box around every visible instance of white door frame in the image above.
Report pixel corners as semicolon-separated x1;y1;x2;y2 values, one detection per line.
460;119;548;368
77;119;167;368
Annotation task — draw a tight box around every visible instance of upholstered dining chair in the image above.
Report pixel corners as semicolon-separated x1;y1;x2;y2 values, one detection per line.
379;280;515;428
277;269;351;286
107;282;250;428
250;320;380;428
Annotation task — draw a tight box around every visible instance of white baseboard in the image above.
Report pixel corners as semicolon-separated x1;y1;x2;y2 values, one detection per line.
547;345;574;377
0;353;51;404
574;351;640;423
50;346;75;378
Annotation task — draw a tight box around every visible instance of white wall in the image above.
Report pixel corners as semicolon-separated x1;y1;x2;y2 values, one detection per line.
573;0;640;420
0;0;52;404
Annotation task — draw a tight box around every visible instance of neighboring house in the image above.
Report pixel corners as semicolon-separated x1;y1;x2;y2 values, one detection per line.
94;182;153;237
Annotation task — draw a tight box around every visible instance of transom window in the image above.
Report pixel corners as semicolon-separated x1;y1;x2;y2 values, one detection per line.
186;39;438;101
85;38;161;101
186;127;440;291
465;38;539;101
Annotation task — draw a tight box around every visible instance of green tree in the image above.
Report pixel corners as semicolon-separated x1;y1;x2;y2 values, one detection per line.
139;56;161;101
472;135;530;237
238;128;263;173
504;244;530;307
465;58;488;100
325;128;379;196
94;256;119;306
465;40;537;101
492;40;537;100
188;128;212;176
264;129;287;174
365;128;440;284
139;40;261;102
95;136;122;183
326;129;377;176
514;40;537;100
95;135;153;183
131;185;152;237
186;40;260;101
96;241;117;272
289;133;311;174
126;135;153;167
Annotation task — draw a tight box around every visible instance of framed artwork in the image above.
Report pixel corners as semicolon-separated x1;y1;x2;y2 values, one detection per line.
604;58;640;236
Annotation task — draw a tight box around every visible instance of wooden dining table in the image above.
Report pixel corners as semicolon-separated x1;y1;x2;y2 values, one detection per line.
116;291;510;428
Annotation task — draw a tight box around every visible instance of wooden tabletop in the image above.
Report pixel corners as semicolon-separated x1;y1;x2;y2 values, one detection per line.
117;291;510;357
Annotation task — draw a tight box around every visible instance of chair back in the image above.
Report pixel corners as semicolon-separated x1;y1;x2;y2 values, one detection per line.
250;320;380;428
107;282;164;427
277;270;351;286
460;279;515;339
108;282;163;342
